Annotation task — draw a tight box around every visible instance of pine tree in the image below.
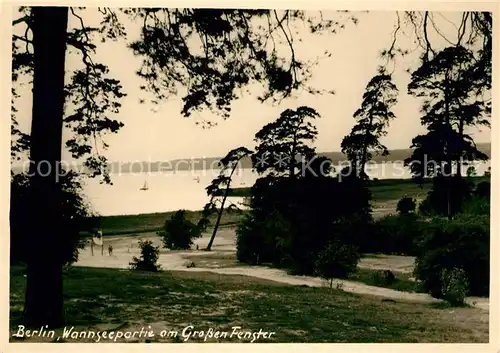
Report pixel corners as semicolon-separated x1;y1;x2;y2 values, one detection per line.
205;147;253;250
253;106;321;179
405;46;490;217
341;73;398;178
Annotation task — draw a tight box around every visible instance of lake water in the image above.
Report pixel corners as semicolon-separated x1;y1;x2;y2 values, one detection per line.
83;161;491;216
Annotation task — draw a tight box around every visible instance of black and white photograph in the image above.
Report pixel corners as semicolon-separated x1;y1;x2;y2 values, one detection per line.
4;1;498;346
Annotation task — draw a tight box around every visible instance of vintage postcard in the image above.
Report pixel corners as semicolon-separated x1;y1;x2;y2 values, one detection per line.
2;0;498;351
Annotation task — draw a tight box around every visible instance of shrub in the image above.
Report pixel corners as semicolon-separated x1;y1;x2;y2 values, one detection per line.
397;196;416;215
371;214;424;256
418;176;474;217
417;197;433;216
129;240;161;272
475;181;490;199
462;195;490;216
370;270;396;286
236;210;292;266
314;240;360;286
440;267;469;306
160;210;203;250
413;213;489;298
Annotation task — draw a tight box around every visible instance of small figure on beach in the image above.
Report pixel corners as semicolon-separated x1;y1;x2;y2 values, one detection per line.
108;245;113;256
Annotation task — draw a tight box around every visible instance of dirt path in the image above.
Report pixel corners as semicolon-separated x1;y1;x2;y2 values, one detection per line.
75;229;489;311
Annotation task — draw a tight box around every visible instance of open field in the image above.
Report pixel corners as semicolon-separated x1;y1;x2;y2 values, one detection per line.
93;209;247;236
228;176;490;202
10;265;489;343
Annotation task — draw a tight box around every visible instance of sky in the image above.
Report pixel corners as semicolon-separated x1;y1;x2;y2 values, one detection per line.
12;9;491;163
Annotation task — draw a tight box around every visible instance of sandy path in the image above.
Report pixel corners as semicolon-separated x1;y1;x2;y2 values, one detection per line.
75;229;489;311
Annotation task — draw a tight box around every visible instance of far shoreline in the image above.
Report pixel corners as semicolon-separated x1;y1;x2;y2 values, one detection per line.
10;142;491;174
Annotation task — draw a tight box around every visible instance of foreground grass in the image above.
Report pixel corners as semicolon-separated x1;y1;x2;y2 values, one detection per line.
10;266;488;343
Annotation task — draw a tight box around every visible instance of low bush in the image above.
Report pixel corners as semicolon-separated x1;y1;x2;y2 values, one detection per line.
129;240;161;272
440;267;469;306
314;240;360;286
413;213;489;298
462;195;490;216
371;214;424;256
236;210;292;266
417;176;474;217
397;196;416;215
417;197;433;216
160;210;203;250
474;181;490;199
370;270;396;286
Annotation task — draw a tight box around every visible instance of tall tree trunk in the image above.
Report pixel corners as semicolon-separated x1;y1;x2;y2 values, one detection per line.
23;7;68;328
443;75;453;220
206;164;238;251
359;116;374;180
457;119;464;178
289;131;298;179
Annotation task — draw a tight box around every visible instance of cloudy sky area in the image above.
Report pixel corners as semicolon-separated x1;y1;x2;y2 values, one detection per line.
12;9;491;162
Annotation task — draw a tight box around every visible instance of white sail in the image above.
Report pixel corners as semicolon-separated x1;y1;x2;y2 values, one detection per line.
93;230;103;245
93;237;103;246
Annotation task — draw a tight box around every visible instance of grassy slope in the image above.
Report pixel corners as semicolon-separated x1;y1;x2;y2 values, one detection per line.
9;266;488;343
228;176;490;201
227;178;435;201
97;209;248;236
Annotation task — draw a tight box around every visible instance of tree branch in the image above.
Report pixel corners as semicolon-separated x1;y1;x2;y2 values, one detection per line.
13;34;32;43
12;15;30;26
423;12;436;60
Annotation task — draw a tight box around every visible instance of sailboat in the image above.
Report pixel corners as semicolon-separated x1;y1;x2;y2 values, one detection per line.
139;180;149;191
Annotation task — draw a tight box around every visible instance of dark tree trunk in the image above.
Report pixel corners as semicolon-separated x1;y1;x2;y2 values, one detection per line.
457;119;464;178
206;195;228;251
443;74;453;220
289;131;298;179
23;7;68;328
359;116;374;180
206;164;239;251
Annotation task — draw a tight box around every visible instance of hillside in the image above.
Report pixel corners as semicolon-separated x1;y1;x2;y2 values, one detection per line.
109;142;491;172
10;142;491;174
